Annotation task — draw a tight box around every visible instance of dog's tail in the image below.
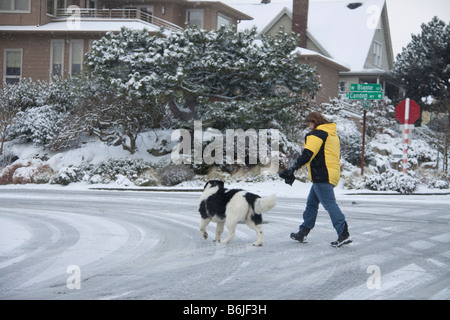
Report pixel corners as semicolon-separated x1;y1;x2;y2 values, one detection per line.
254;193;276;214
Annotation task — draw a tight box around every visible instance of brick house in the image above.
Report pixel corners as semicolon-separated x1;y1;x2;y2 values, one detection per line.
0;0;252;85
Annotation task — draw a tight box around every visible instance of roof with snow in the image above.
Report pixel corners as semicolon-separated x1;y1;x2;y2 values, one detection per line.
221;0;388;71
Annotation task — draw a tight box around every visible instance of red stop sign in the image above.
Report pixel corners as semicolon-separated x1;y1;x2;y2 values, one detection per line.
395;99;420;124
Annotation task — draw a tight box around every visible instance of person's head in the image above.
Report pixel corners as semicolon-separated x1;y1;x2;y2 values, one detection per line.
306;112;330;130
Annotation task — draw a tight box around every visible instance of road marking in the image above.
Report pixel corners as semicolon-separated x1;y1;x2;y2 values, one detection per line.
333;263;433;300
218;261;250;286
408;240;435;250
430;233;450;243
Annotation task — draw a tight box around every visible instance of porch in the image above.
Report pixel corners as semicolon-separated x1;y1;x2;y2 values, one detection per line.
54;8;183;32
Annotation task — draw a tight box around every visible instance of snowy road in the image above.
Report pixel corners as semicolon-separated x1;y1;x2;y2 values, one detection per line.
1;187;449;300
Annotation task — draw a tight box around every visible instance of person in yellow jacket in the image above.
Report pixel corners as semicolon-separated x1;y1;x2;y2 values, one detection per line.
279;112;352;247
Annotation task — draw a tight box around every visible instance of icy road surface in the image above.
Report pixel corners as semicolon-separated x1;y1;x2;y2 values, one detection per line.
1;187;449;300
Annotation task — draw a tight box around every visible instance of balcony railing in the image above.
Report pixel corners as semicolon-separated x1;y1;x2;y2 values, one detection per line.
55;8;183;32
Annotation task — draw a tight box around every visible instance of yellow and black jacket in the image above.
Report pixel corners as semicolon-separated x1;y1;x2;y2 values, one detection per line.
292;123;341;186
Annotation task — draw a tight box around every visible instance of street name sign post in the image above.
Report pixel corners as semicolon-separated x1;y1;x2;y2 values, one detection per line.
350;83;382;92
348;91;383;100
348;84;384;175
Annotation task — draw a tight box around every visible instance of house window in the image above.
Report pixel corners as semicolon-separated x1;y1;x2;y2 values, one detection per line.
217;13;231;29
123;5;153;20
70;40;84;75
51;40;64;79
85;0;96;9
339;81;348;93
4;49;22;85
373;41;382;68
46;0;65;16
0;0;30;12
187;9;203;28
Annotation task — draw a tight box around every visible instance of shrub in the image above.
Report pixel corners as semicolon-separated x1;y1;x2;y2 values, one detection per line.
51;166;83;185
364;169;420;194
82;158;151;180
0;159;52;184
158;165;194;186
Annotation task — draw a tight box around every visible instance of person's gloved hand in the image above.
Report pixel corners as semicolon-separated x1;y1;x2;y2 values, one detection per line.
279;168;295;186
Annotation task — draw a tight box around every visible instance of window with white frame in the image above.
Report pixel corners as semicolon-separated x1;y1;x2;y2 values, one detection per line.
373;41;382;68
70;40;84;75
186;9;203;28
0;0;30;12
217;13;231;29
4;49;22;84
51;40;64;79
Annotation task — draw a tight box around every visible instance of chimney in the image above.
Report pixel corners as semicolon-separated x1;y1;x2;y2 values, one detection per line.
292;0;309;48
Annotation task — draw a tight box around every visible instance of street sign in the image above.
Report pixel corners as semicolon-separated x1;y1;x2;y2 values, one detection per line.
348;83;384;176
395;98;420;124
361;100;371;109
350;83;382;92
348;83;383;176
348;91;383;100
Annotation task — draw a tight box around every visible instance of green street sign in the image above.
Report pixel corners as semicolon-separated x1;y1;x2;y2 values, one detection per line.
350;83;382;92
362;100;371;109
347;91;383;100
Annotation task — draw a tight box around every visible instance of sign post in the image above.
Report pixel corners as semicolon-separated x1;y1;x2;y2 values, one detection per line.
348;84;384;176
361;109;367;176
395;98;421;173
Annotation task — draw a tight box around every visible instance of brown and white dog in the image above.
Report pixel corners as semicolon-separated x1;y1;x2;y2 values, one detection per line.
198;180;276;246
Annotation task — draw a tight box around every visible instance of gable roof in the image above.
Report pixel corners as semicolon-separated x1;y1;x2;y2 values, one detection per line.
223;1;292;32
308;0;387;70
222;0;392;71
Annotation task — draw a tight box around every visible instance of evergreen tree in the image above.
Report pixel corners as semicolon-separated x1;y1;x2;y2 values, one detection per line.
393;17;450;115
85;26;319;123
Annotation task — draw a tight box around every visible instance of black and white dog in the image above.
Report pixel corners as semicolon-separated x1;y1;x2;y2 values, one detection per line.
198;180;276;246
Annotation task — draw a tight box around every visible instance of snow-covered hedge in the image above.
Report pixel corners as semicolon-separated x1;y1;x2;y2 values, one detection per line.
0;159;52;184
363;169;420;194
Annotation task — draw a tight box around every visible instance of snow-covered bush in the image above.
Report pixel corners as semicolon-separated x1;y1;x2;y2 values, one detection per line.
82;158;151;181
364;169;420;194
10;105;65;146
158;165;195;186
406;139;436;163
0;78;40;111
431;179;449;189
0;159;52;184
51;166;83;185
4;77;83;148
134;168;160;186
38;77;82;113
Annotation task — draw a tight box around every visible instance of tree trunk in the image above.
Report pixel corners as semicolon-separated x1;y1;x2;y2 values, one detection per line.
167;96;196;121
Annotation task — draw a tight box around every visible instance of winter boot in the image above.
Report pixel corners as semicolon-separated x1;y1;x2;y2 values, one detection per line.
290;226;310;243
331;222;352;247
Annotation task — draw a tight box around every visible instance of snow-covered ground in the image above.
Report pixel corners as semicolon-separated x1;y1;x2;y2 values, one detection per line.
1;180;449;300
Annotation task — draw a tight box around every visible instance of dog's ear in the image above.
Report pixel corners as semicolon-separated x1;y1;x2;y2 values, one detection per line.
203;181;211;190
216;180;224;191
